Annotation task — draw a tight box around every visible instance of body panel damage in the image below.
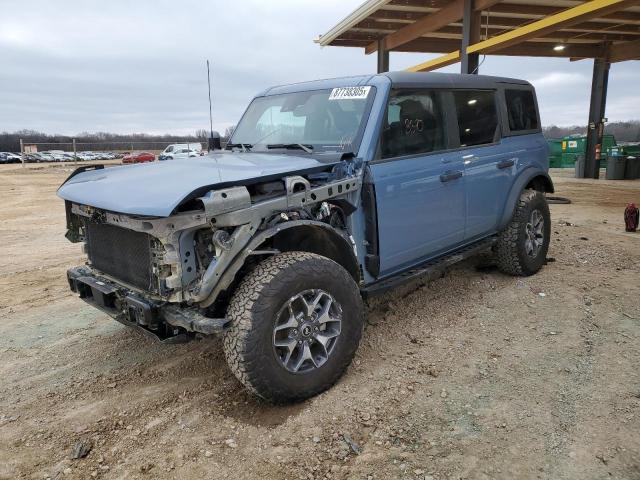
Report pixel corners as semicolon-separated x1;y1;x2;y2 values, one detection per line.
59;156;364;339
57;152;342;217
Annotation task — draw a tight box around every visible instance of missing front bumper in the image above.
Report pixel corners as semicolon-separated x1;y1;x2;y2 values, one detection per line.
67;267;229;341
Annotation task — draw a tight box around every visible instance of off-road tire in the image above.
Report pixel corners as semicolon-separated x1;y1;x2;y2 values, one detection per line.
223;252;364;403
495;189;551;276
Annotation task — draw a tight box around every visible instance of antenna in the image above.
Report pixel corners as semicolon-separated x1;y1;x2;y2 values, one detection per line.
207;59;214;150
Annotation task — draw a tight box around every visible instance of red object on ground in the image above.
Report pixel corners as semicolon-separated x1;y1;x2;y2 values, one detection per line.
122;152;155;164
624;203;639;232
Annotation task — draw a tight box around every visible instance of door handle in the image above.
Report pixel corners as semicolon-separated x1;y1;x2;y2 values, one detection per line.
440;170;463;183
497;159;515;169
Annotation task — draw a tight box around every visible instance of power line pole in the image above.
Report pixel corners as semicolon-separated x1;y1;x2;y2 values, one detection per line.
207;59;214;151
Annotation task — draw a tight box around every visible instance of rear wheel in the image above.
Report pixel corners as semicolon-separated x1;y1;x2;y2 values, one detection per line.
495;189;551;276
223;252;363;403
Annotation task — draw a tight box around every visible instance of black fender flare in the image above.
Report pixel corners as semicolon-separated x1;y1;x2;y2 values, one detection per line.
497;168;554;231
198;220;359;308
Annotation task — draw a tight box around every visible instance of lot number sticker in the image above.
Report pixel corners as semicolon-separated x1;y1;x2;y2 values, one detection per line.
329;86;371;100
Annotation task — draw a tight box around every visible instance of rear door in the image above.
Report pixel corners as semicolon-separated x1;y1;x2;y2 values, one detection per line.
370;88;466;276
451;89;516;240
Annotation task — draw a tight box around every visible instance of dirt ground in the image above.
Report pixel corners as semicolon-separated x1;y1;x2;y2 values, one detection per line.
1;163;639;480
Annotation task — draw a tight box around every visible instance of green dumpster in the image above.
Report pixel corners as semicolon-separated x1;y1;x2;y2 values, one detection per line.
623;143;640;157
608;143;640;158
562;134;616;168
561;152;577;168
547;139;563;168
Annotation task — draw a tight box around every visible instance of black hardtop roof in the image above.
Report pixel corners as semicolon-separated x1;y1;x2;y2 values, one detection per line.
381;71;532;89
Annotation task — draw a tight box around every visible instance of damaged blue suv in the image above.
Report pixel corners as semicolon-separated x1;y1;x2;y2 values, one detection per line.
58;72;553;402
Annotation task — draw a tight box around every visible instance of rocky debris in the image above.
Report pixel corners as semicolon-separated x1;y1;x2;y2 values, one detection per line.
71;438;93;459
224;438;238;448
342;434;360;455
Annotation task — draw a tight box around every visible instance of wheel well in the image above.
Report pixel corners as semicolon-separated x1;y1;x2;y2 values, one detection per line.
267;225;360;282
525;175;554;193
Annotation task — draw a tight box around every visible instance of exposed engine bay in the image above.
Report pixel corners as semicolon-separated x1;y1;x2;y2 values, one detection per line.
63;160;363;341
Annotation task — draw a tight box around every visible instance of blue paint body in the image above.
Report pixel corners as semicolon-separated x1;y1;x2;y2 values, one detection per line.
58;71;552;287
57;152;341;217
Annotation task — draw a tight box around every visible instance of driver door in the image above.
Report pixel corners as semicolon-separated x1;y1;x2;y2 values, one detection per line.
369;89;466;276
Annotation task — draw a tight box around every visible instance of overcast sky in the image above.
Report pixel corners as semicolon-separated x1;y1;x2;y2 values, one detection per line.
1;0;638;136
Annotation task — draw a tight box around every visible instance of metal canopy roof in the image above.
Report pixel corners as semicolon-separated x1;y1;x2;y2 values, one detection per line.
316;0;640;65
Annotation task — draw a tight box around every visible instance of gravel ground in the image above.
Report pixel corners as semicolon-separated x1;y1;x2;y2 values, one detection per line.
0;164;639;480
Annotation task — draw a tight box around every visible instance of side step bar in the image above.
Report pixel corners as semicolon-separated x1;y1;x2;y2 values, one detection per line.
362;237;497;297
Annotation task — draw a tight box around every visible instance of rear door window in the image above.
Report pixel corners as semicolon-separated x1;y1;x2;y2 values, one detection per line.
381;89;446;159
452;90;498;147
505;89;539;132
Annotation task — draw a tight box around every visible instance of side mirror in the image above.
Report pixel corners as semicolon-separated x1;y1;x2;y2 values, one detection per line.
209;131;222;151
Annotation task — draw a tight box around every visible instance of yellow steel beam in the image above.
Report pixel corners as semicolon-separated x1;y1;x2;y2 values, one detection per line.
406;0;640;72
405;51;461;72
466;0;640;55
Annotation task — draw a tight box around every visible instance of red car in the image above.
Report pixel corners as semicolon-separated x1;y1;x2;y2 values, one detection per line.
122;152;155;164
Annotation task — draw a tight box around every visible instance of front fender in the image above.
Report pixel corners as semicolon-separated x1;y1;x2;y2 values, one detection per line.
498;168;554;231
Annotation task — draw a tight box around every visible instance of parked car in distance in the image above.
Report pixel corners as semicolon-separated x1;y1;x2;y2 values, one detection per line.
159;148;200;160
0;152;22;163
59;72;553;403
37;152;56;162
45;150;67;162
159;143;203;160
122;151;155;164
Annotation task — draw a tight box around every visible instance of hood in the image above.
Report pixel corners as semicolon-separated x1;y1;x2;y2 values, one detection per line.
57;152;338;217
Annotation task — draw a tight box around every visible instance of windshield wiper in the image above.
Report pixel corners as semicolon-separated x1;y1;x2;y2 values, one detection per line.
266;143;314;154
225;143;253;152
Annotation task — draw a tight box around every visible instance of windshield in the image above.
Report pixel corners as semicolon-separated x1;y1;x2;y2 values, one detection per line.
230;87;375;153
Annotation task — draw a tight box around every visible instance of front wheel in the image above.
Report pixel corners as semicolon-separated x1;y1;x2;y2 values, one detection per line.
495;189;551;276
223;252;363;403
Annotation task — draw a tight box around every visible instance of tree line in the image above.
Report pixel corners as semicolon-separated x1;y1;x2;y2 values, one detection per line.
543;120;640;142
0;128;236;153
1;121;638;152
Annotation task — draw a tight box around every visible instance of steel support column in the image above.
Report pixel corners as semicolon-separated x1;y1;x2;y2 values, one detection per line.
461;0;481;74
583;57;610;179
377;39;389;73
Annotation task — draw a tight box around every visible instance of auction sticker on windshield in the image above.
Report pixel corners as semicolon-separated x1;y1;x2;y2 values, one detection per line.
329;86;371;100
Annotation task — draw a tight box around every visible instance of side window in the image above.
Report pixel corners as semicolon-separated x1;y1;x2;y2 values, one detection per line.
381;89;446;159
505;89;539;132
166;146;174;153
452;90;498;147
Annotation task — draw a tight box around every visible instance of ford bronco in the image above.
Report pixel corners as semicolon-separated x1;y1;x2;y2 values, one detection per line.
58;72;553;402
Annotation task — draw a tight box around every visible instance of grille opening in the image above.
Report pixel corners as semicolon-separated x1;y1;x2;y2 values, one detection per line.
85;222;153;290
